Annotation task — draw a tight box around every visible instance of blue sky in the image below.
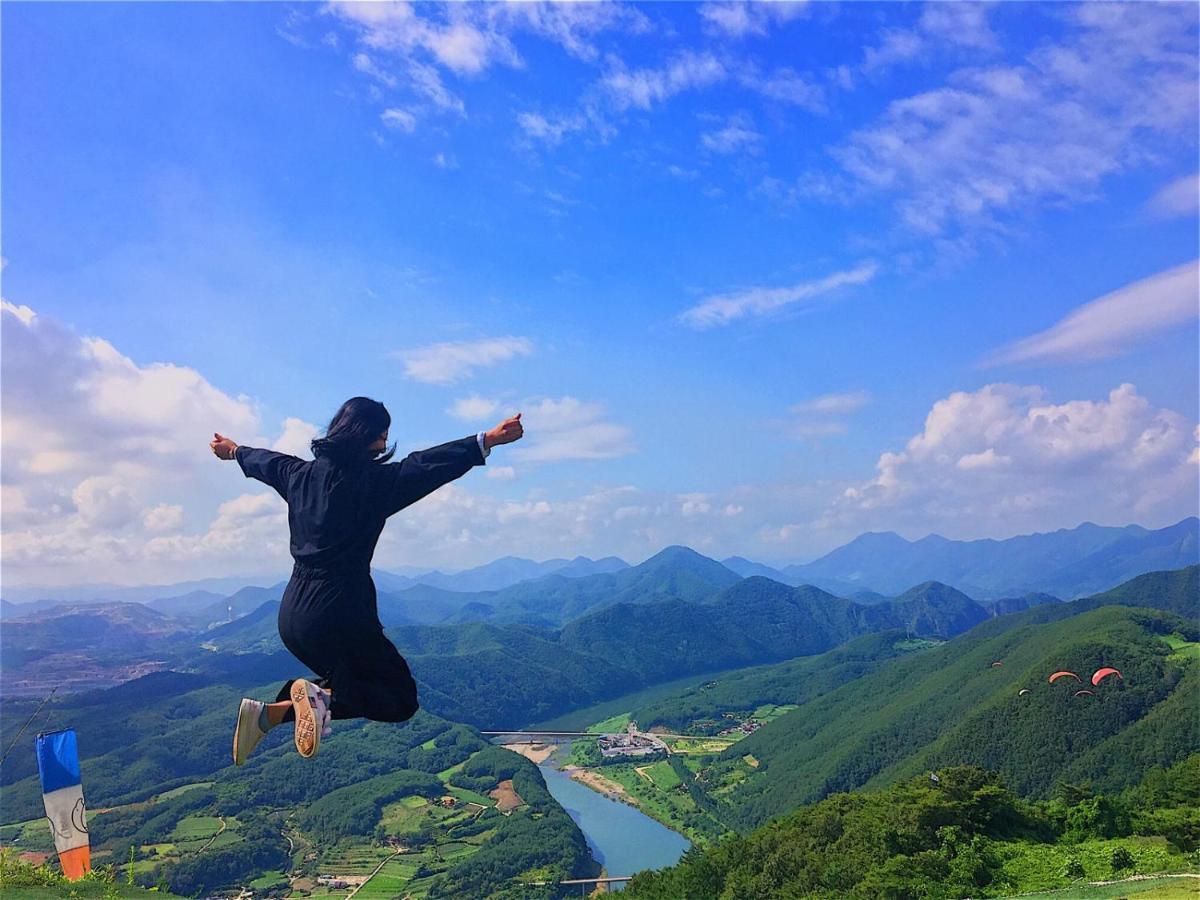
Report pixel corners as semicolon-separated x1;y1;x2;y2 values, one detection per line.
2;1;1197;586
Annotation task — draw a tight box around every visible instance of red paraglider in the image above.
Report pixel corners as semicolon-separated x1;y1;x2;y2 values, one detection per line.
1074;690;1095;697
1048;671;1082;683
1091;667;1122;686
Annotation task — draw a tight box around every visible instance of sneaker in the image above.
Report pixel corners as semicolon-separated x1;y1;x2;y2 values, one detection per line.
290;679;329;758
232;698;267;766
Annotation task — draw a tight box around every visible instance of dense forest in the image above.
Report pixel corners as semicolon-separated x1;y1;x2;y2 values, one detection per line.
626;758;1200;899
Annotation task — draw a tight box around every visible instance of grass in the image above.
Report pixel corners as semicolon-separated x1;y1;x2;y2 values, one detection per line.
151;781;213;801
587;712;632;734
641;760;681;791
168;815;223;840
1161;633;1200;661
248;869;288;889
995;836;1196;894
751;703;798;722
667;736;739;755
894;637;945;651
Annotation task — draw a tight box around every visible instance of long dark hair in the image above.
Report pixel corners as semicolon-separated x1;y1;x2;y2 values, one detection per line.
311;397;396;464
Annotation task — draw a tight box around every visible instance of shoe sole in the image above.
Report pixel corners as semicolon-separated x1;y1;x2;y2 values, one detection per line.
232;699;257;766
291;680;320;759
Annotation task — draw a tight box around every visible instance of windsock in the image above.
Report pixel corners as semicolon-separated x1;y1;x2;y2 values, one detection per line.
36;729;90;880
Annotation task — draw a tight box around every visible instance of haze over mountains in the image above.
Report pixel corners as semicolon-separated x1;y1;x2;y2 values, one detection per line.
3;517;1193;617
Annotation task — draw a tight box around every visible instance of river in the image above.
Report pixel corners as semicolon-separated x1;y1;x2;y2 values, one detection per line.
539;762;690;890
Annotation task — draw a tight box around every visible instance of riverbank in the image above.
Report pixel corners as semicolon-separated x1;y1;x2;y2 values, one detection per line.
538;762;689;890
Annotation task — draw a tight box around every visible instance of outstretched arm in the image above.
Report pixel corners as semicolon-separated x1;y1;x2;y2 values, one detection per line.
210;432;301;500
380;414;524;517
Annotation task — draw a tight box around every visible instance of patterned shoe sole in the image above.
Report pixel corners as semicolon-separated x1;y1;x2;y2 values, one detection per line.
290;680;320;759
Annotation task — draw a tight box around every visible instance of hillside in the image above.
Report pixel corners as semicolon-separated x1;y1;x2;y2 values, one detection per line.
625;760;1200;899
700;599;1198;830
0;689;593;897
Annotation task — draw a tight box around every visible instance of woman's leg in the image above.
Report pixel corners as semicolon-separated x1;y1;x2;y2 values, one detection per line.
324;630;420;723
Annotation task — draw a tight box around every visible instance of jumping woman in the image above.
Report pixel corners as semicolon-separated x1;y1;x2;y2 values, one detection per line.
209;397;524;764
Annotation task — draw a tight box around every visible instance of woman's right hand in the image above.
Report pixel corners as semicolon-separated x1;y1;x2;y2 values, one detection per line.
484;414;523;450
211;432;239;460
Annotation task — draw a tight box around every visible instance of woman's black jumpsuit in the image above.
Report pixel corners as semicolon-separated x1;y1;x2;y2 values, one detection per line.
233;436;485;723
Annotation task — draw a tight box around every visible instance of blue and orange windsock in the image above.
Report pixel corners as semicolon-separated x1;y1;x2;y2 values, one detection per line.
35;729;91;880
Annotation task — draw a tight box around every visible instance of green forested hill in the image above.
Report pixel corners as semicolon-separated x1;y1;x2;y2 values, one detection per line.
625;760;1200;899
702;602;1197;830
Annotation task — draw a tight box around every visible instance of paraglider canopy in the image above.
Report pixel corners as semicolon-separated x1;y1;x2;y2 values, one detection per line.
1091;667;1122;686
1074;690;1095;697
1048;671;1082;683
1018;689;1031;696
991;661;1003;668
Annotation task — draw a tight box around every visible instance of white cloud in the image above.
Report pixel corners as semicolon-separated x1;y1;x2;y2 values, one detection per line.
516;110;589;146
985;261;1199;367
0;302;298;585
448;394;500;421
486;465;516;481
741;67;826;112
679;493;712;517
512;396;634;463
272;417;319;458
827;4;1199;237
353;51;398;87
602;51;725;112
144;503;185;533
788;391;870;439
2;299;35;326
833;382;1198;535
381;107;417;132
700;114;761;154
791;391;871;415
73;477;140;530
396;336;533;385
1146;173;1200;219
679;263;878;329
698;1;809;39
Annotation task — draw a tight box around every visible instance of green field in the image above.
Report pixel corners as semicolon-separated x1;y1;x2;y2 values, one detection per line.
152;781;214;801
587;712;632;733
752;703;798;722
169;814;224;840
639;760;681;791
1161;633;1200;661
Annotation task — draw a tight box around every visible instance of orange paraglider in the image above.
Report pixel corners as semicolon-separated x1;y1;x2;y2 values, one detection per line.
1048;671;1082;683
1091;667;1122;686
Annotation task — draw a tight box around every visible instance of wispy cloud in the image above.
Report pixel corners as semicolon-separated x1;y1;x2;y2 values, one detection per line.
601;51;725;112
447;394;500;421
397;336;533;385
1146;173;1200;220
380;107;417;132
788;391;871;439
791;391;871;415
985;261;1199;367
820;4;1198;239
512;396;634;463
698;1;809;39
700;114;761;154
679;263;878;329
